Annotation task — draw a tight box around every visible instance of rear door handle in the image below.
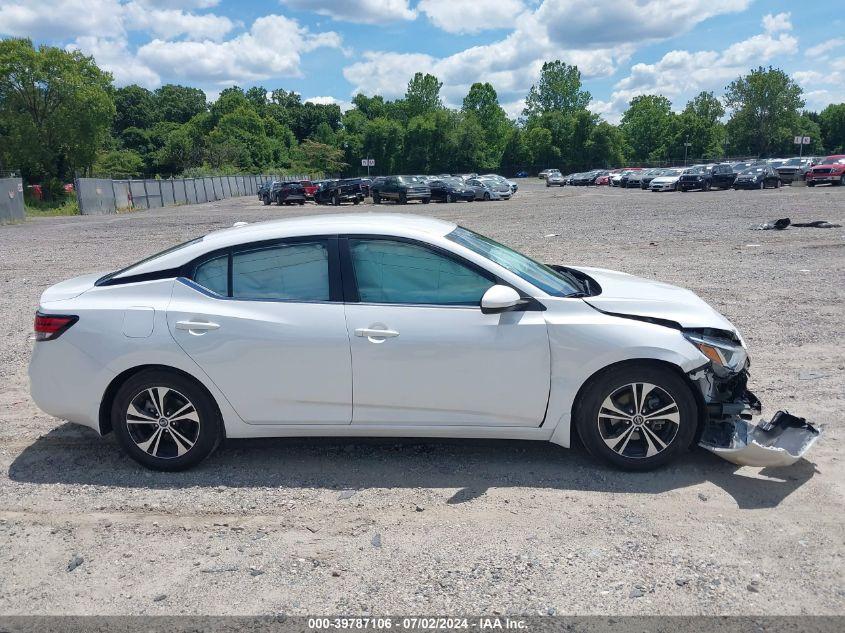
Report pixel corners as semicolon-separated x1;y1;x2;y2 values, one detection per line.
355;328;399;339
176;320;220;332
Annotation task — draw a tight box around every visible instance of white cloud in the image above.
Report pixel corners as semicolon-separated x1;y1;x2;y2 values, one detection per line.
593;13;799;122
806;38;845;59
280;0;415;24
0;0;124;40
138;14;342;84
122;1;237;41
305;95;353;111
762;12;791;34
342;0;751;111
68;36;160;88
418;0;525;34
138;0;220;7
537;0;752;48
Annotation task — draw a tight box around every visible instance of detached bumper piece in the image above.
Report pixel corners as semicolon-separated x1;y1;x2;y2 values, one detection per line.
691;367;821;467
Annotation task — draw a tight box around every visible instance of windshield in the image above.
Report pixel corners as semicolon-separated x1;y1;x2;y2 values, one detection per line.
442;177;464;186
741;167;766;174
822;157;845;165
446;227;582;297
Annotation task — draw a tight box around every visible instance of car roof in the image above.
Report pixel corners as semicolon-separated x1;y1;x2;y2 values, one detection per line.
112;214;458;279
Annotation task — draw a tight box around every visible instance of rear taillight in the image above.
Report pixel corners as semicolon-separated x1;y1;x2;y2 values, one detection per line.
34;312;78;341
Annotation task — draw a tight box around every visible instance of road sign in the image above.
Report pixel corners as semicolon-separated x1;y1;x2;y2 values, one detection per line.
361;158;375;167
794;136;811;145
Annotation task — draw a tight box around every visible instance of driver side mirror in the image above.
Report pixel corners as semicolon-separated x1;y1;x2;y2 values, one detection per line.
481;285;525;314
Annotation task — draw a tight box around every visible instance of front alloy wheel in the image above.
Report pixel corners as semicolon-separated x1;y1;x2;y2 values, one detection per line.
596;383;680;459
575;364;697;470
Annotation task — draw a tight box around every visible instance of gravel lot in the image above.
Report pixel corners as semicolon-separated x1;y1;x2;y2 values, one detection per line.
0;181;843;616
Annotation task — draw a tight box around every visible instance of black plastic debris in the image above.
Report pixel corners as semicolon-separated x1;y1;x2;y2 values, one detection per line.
791;220;842;228
751;218;791;230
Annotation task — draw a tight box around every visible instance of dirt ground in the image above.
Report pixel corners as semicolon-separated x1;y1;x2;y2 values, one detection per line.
0;181;843;616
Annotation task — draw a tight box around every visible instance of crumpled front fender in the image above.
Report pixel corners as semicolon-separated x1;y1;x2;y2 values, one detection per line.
690;365;821;467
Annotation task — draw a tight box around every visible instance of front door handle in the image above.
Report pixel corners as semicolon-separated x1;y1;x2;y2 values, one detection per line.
176;320;220;332
355;327;399;340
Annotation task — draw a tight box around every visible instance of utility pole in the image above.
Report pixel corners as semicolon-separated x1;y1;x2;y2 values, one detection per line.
683;140;692;166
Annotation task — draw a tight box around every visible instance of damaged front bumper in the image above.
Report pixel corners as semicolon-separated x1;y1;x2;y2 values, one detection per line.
689;365;821;467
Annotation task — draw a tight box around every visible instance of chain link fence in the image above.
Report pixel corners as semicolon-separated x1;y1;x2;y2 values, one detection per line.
0;177;25;224
75;174;312;216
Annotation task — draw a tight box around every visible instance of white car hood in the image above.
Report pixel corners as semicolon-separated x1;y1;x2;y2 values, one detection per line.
572;266;737;332
651;176;680;184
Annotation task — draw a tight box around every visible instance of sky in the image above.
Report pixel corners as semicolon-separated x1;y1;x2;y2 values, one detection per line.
0;0;842;122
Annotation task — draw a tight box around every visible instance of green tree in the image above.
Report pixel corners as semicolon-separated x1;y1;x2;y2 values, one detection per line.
113;85;155;133
669;92;726;160
93;149;144;178
295;139;347;174
153;84;207;124
523;61;591;119
404;72;443;119
724;66;804;157
586;121;625;168
620;95;675;163
461;82;510;164
819;103;845;153
362;117;405;174
352;93;386;120
0;39;114;191
524;126;559;167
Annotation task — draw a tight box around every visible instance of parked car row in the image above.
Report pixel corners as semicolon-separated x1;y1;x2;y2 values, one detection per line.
368;173;518;205
536;154;845;193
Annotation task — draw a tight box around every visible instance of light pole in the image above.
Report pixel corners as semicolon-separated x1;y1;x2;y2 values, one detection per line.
683;140;692;166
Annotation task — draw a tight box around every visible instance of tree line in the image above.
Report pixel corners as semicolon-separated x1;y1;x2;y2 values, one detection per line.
2;38;845;199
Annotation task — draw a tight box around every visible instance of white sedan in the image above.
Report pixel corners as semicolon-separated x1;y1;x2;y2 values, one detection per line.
29;214;818;471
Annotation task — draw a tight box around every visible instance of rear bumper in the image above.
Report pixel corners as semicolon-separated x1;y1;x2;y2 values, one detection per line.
690;365;820;467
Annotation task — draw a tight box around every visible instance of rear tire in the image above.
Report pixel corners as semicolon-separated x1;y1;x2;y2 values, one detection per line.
399;193;407;205
807;181;815;187
484;192;491;200
373;193;381;204
575;364;698;471
262;197;270;206
111;369;222;472
422;197;430;204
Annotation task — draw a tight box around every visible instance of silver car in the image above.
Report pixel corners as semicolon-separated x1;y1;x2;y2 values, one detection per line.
465;178;504;200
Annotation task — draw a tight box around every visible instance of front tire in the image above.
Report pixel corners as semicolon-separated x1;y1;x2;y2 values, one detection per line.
111;369;222;471
575;364;698;471
373;193;381;204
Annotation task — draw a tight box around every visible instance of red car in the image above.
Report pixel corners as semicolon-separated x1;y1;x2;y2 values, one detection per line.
806;155;845;186
299;180;318;199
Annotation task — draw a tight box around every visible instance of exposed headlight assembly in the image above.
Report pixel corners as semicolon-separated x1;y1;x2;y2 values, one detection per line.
684;331;748;373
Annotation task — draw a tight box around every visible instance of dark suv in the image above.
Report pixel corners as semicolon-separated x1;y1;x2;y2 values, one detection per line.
271;181;306;205
372;175;431;204
314;178;365;205
678;163;735;191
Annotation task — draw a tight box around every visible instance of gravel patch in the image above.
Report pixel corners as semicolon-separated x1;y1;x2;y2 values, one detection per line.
0;182;843;615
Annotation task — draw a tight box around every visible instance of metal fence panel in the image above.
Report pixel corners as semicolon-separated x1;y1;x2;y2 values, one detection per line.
129;180;148;209
144;180;162;208
174;179;187;204
69;173;310;217
184;179;198;204
0;178;25;223
113;180;131;211
161;180;175;207
76;178;116;215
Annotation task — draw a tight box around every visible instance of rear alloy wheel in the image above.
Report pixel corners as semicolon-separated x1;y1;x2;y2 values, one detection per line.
576;365;697;470
484;192;491;201
112;370;222;471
